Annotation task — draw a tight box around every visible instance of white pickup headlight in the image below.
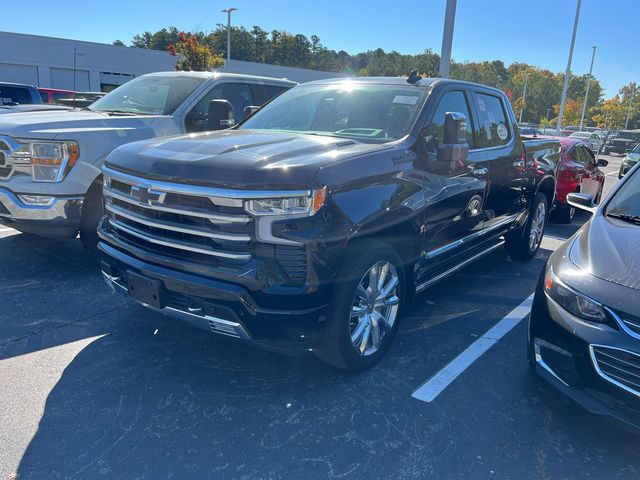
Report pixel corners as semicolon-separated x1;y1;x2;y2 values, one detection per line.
245;188;326;217
11;140;80;182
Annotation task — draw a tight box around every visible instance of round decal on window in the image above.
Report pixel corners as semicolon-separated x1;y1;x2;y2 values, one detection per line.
497;123;508;141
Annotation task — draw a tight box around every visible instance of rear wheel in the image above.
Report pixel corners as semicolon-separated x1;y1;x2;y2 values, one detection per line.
506;193;547;261
315;240;404;371
79;178;104;254
553;203;575;224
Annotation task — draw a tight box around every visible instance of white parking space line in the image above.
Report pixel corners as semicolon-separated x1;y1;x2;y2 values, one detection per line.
412;294;534;403
0;227;15;232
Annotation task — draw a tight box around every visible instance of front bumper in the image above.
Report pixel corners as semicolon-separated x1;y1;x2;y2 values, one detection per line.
98;238;328;356
0;188;83;237
530;278;640;430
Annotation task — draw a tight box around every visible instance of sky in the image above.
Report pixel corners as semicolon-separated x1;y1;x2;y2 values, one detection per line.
3;0;638;97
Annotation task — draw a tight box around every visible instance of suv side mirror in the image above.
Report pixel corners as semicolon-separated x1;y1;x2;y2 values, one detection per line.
567;192;596;213
242;105;260;120
208;99;235;130
436;112;469;164
596;158;608;167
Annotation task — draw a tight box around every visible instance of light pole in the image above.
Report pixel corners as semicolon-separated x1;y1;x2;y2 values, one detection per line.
625;84;636;130
557;0;582;132
439;0;457;78
222;7;237;61
519;73;529;123
579;45;597;131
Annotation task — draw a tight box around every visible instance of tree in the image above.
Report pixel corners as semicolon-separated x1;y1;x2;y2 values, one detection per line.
552;98;583;126
592;97;626;129
112;40;126;47
168;32;224;71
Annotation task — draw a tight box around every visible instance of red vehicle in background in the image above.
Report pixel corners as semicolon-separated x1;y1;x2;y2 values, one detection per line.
38;87;74;104
543;136;608;223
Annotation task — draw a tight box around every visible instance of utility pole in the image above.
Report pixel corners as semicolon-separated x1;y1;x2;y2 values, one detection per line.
222;7;237;61
579;45;597;131
557;0;582;131
439;0;457;78
625;84;636;130
519;73;529;123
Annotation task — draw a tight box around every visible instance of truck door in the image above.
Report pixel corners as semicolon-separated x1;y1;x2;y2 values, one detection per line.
415;88;488;272
468;90;523;235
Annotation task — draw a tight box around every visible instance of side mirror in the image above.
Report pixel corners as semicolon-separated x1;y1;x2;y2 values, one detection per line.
567;192;596;213
207;99;235;130
597;158;609;167
242;105;260;120
436;112;469;165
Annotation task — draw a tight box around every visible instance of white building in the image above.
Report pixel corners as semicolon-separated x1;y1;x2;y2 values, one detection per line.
0;31;176;92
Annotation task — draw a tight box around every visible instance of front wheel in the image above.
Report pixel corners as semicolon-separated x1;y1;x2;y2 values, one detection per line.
506;193;548;261
315;240;404;371
552;203;575;224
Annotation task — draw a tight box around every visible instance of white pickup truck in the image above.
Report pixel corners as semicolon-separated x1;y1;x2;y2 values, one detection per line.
0;71;295;249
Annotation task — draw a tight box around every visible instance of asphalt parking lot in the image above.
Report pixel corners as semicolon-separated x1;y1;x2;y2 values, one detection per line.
1;154;637;480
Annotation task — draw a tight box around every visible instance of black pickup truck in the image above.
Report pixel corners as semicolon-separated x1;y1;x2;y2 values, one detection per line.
97;76;560;371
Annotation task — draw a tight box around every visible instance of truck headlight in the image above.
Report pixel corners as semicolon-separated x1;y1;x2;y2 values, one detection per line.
11;140;79;182
245;188;326;216
544;266;607;323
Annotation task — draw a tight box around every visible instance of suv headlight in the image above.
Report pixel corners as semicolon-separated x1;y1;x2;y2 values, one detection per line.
11;140;79;182
245;188;326;216
544;266;607;323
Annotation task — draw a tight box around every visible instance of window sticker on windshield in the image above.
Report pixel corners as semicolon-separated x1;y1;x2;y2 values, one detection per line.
477;98;486;111
393;95;419;105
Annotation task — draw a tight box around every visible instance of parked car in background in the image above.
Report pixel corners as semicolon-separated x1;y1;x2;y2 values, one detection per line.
98;76;560;371
518;124;542;136
619;143;640;178
561;125;580;136
540;126;561;136
38;88;75;104
0;82;42;105
569;131;603;152
529;160;640;430
0;72;295;250
544;136;607;223
602;130;640;155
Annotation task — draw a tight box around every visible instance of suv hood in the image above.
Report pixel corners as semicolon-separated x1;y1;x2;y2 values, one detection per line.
569;213;640;290
105;129;390;189
0;109;160;140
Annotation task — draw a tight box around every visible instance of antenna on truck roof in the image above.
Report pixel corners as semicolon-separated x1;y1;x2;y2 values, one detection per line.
406;70;421;85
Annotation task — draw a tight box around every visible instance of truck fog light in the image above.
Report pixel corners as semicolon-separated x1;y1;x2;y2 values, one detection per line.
17;194;55;206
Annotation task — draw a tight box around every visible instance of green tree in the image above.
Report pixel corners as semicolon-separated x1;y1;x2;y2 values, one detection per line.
168;32;224;71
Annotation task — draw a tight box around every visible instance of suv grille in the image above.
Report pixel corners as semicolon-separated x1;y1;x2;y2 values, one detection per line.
102;167;308;283
591;346;640;397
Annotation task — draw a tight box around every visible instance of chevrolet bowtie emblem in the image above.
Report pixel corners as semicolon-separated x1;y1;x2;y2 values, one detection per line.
130;185;163;205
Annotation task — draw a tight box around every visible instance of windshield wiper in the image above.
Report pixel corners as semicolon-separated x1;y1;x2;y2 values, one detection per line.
606;212;640;225
98;109;149;116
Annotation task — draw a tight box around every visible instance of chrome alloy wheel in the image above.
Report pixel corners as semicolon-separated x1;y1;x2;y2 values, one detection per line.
529;201;546;251
349;261;400;357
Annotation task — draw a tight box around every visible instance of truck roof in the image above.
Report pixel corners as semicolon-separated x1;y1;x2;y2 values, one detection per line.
141;71;297;86
303;76;505;95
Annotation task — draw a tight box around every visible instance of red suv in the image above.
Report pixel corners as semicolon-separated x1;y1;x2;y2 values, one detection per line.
543;136;607;223
38;88;75;104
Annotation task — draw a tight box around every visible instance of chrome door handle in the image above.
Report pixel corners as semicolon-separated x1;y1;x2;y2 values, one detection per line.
472;167;488;175
513;160;525;168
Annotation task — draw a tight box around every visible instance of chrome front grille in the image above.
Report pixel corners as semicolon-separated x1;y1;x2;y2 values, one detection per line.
590;345;640;398
0;138;14;179
103;168;254;264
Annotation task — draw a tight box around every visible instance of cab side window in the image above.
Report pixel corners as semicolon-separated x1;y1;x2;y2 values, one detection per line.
250;84;288;106
473;93;511;148
424;90;474;156
186;83;254;133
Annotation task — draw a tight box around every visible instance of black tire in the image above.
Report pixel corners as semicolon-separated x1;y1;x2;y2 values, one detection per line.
79;178;104;254
552;203;575;224
315;240;404;372
595;186;603;205
506;192;548;261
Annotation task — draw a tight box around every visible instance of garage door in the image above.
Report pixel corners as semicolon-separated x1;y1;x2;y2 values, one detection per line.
0;63;39;85
50;68;90;91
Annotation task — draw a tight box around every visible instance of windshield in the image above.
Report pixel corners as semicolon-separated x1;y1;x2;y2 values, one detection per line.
571;132;590;138
239;83;428;143
606;168;640;218
89;75;206;115
632;144;640;153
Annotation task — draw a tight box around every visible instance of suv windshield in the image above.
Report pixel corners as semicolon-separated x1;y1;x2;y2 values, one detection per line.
239;83;428;143
606;168;640;219
89;75;206;115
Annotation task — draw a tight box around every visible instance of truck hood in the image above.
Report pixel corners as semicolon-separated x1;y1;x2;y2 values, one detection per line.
0;109;160;139
105;129;390;189
569;214;640;291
